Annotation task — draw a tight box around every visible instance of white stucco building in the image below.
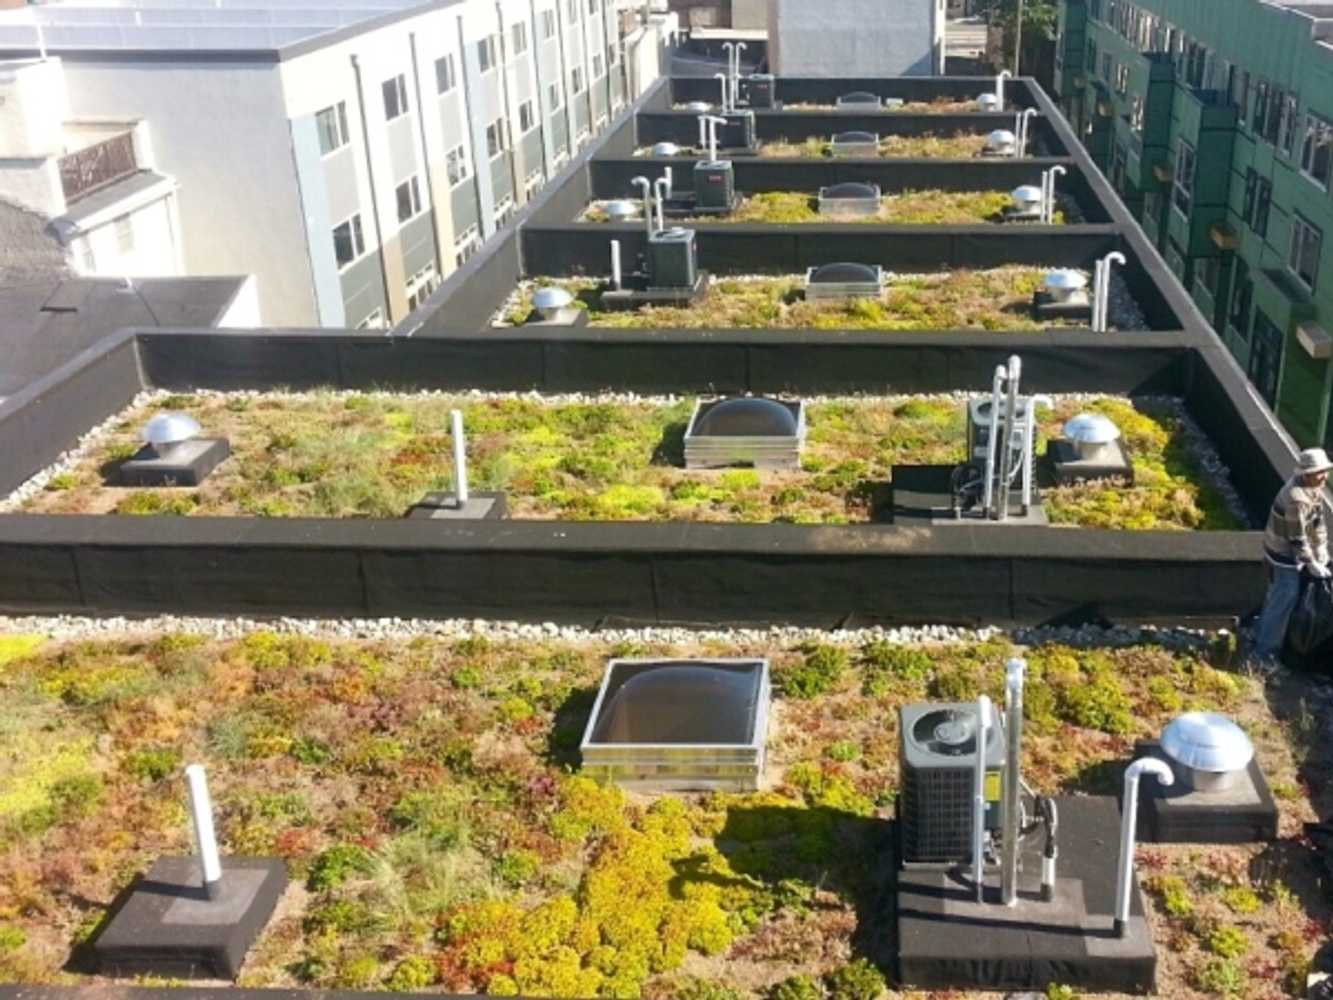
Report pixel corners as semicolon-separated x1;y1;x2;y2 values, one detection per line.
0;0;672;328
767;0;946;77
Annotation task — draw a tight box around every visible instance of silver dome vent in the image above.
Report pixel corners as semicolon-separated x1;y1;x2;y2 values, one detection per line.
531;286;575;320
985;129;1017;155
1160;712;1254;792
603;199;640;222
977;92;1002;112
651;141;682;157
1043;269;1088;304
142;413;201;453
1011;185;1043;212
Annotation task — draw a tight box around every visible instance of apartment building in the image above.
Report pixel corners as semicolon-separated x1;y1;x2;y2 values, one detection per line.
1053;0;1333;447
0;0;667;329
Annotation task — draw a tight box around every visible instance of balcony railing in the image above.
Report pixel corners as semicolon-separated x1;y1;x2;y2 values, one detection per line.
58;131;137;204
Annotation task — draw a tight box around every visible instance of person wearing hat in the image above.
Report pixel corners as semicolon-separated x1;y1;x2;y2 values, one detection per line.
1255;447;1333;662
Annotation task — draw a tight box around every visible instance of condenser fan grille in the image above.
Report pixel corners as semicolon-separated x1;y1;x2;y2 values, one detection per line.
912;708;979;757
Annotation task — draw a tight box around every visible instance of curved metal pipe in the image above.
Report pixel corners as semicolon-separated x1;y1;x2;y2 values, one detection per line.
1045;164;1067;222
1017;108;1038;158
704;114;728;164
995;68;1011;104
973;695;993;901
697;113;708;150
1095;251;1127;331
982;363;1005;516
1116;758;1174;936
631;175;653;238
714;71;730;113
995;355;1021;521
1039;796;1058;902
721;43;735;108
653;176;668;233
1001;657;1026;905
734;41;747;100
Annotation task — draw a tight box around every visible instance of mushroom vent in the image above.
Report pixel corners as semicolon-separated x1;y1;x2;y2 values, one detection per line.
695;397;799;437
651;141;682;156
836;91;881;107
531;286;575;320
977;92;1002;112
984;128;1017;154
684;101;712;112
603;199;640;221
1063;413;1121;446
579;658;772;790
833;130;878;144
817;182;881;216
829;130;880;157
810;261;880;284
1043;268;1089;304
142;413;201;451
1011;185;1043;210
1160;712;1255;793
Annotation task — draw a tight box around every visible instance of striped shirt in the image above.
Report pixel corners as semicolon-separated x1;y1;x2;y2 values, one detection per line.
1263;474;1329;569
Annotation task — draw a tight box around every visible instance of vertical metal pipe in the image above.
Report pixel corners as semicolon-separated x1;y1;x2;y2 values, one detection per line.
721;43;734;108
973;695;992;902
610;239;622;290
996;69;1010;104
1116;759;1174;935
1046;165;1066;223
995;355;1021;521
1040;797;1058;903
653;177;667;232
1096;251;1126;332
982;364;1005;517
706;115;726;163
185;764;222;900
1021;404;1035;512
714;72;729;112
631;175;653;238
734;41;747;104
1001;658;1025;905
451;409;469;505
664;166;673;200
697;114;707;150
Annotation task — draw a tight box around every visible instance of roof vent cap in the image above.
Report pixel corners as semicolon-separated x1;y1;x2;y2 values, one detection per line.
532;286;575;319
142;412;200;450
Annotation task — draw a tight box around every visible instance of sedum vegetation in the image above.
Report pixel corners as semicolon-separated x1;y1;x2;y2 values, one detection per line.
581;190;1063;226
757;133;991;159
21;393;1241;530
0;630;1316;998
503;269;1083;332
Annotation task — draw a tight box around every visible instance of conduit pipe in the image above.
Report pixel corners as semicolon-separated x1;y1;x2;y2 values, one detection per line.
1042;164;1066;223
185;764;222;900
1094;251;1126;332
1000;657;1026;905
1116;758;1174;936
450;409;469;505
631;175;654;238
972;695;992;901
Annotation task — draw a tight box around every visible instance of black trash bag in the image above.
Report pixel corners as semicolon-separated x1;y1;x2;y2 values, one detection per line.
1285;575;1333;668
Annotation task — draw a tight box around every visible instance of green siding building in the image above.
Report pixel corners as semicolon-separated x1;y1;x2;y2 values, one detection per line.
1054;0;1333;446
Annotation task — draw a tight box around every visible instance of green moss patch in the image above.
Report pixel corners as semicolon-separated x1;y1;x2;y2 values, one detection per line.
20;394;1239;529
756;133;991;159
0;631;1311;996
504;269;1082;332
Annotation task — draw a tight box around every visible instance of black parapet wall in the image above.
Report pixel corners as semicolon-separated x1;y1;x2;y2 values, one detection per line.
670;75;1039;109
634;110;1066;156
0;513;1263;626
0;332;145;496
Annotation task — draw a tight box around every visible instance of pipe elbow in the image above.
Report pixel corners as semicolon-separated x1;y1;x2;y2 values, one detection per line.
1124;757;1174;788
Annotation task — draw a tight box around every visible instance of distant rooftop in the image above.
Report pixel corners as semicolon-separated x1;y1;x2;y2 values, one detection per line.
0;0;453;56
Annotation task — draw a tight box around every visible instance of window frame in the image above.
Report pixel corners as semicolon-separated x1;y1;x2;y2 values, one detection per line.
541;9;556;39
382;74;409;121
1301;113;1333;192
548;81;563;112
518;98;537;134
485;117;507;158
446;144;471;187
1228;257;1252;341
478;34;498;73
1254;177;1272;239
1172;138;1196;218
1289;213;1323;292
435;53;457;95
511;21;528;56
332;212;366;270
315;101;350;156
571;65;585;94
395;175;423;224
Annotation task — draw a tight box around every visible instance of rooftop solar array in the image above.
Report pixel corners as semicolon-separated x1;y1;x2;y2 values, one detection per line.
0;0;443;53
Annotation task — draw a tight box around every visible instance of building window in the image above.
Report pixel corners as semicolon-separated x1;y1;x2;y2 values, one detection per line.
1249;310;1284;408
1241;168;1258;226
1236;71;1250;123
571;66;585;94
406;264;438;311
1129;95;1143;135
541;9;556;39
1290;214;1323;291
1228;258;1252;341
382;74;409;120
1101;52;1112;83
454;224;480;268
1114;61;1129;93
357;307;385;330
1173;139;1196;217
114;214;134;254
608;41;619;65
1264;86;1283;146
592;52;604;79
395;175;422;223
494;196;515;227
316;101;350;155
478;34;498;73
1254;177;1272;239
1279;93;1299;156
446;145;471;186
548;81;562;111
511;21;528;56
435;53;457;94
486;118;507;158
525;169;544;198
333;213;366;269
518;99;536;133
587;0;597;13
1301;114;1333;192
565;0;576;24
1251;79;1269;135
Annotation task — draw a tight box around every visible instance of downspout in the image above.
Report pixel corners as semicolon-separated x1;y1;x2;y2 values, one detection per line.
408;31;445;282
350;53;394;325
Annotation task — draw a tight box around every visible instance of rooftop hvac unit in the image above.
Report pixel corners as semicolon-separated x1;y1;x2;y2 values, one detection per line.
830;130;880;157
804;261;883;301
818;182;881;216
744;73;776;109
647;226;698;289
966;396;1033;464
900;702;1005;864
720;110;757;151
836;90;882;109
683;396;806;469
693;159;736;211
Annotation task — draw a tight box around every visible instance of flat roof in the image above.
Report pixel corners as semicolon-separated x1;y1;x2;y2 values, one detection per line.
0;0;457;58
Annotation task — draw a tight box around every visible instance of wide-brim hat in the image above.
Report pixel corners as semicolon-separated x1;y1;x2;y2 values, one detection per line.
1297;447;1333;474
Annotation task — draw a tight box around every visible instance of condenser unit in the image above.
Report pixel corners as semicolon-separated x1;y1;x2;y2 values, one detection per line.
693;160;736;211
648;227;698;289
899;702;1005;864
